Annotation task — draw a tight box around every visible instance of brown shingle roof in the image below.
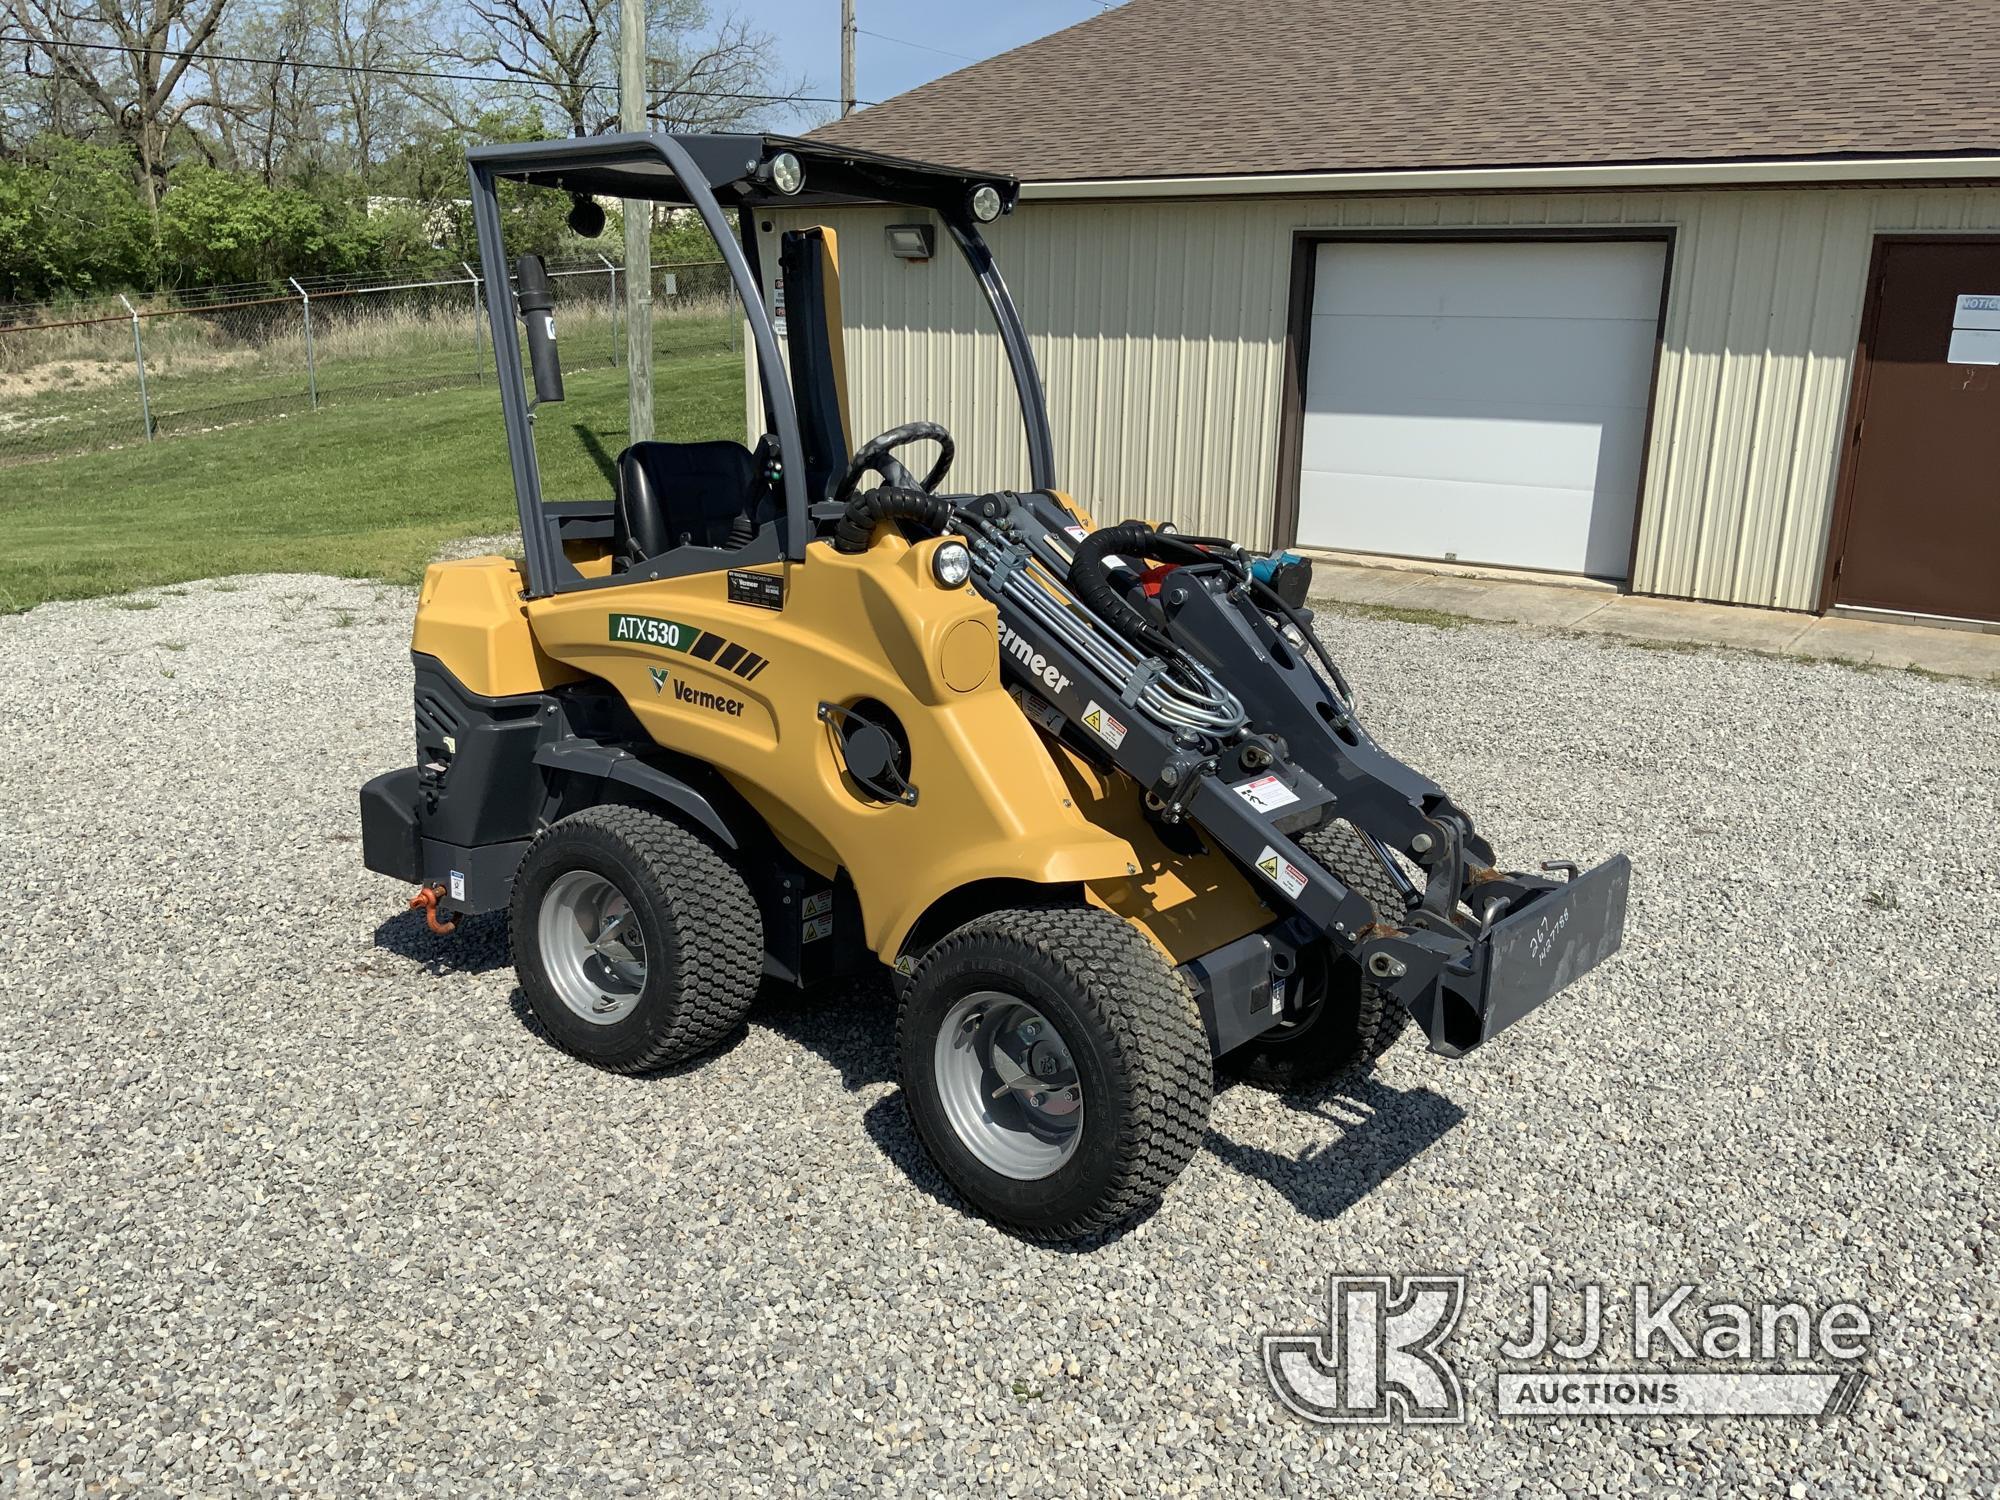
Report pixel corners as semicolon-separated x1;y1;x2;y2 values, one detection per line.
812;0;2000;182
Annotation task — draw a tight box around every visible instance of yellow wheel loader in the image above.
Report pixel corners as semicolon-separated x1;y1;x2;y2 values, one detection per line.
359;134;1630;1241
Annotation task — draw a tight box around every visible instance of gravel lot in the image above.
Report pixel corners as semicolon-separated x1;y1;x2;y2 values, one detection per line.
3;573;1996;1497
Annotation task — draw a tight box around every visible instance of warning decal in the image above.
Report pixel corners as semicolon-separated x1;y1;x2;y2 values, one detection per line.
1233;774;1300;814
1253;845;1309;900
1081;700;1128;749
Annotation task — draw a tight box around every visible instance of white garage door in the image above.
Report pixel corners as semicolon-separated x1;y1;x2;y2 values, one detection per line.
1295;239;1666;578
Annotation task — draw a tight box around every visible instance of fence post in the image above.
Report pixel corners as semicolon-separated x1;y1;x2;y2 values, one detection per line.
118;295;153;442
599;253;619;367
463;261;485;384
289;278;318;409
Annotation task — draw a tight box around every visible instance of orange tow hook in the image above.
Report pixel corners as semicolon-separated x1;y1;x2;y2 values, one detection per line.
409;883;458;935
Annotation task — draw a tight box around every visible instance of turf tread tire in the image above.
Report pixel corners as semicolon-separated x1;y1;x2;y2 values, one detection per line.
898;905;1212;1242
511;804;762;1074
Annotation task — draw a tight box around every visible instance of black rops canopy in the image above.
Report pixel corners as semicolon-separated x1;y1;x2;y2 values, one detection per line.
464;132;1021;219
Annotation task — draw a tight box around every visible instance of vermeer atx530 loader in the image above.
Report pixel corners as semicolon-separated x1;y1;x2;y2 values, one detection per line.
359;133;1630;1240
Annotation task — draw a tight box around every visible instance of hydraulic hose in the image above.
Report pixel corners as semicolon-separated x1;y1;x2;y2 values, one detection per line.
1245;574;1355;706
1064;521;1259;729
1075;522;1357;709
1067;523;1174;653
832;485;957;554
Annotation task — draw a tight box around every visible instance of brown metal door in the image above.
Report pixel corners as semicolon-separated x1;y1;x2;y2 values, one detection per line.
1832;239;2000;622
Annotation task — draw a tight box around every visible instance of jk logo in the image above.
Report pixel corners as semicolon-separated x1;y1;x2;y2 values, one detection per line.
1262;1275;1467;1425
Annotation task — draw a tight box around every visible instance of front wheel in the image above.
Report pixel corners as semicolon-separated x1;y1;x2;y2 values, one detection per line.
896;905;1212;1241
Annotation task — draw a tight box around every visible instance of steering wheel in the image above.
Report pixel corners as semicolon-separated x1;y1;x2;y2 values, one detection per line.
832;421;955;504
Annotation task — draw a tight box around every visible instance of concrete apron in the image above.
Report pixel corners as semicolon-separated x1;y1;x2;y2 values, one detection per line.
1301;556;2000;683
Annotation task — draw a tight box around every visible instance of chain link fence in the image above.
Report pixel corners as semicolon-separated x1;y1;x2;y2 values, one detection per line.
0;260;739;468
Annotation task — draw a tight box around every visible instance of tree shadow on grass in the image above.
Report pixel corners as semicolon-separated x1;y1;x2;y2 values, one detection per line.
752;973;1462;1241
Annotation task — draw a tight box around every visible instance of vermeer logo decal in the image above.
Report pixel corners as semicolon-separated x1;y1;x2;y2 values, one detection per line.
669;678;743;717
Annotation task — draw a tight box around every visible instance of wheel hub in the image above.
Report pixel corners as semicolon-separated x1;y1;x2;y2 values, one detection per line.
537;870;648;1025
934;993;1083;1179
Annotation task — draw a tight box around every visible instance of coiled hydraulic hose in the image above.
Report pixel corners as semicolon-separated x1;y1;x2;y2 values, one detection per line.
1074;523;1356;709
832;486;958;554
1065;523;1174;654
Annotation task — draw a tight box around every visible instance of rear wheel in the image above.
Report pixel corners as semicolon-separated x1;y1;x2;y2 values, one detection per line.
1221;820;1409;1091
511;804;762;1073
897;905;1212;1241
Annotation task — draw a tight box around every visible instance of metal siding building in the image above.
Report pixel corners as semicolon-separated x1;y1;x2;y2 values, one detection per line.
763;183;2000;614
788;0;2000;622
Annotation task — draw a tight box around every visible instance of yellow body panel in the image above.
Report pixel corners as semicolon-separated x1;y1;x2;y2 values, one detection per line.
1052;746;1274;965
412;515;1271;966
513;535;1161;958
411;557;582;698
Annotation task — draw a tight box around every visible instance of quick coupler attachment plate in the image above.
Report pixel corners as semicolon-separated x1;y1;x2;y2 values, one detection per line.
1361;854;1632;1058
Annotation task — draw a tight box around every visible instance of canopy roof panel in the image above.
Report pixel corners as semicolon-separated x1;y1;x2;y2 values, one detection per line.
466;133;1020;217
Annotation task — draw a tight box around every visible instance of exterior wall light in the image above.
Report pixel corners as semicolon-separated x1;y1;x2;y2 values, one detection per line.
887;223;936;261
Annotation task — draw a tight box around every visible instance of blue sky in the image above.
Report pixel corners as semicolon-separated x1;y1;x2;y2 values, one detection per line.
753;1;1113;115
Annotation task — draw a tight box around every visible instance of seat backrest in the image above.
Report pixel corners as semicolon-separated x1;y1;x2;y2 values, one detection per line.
614;440;760;560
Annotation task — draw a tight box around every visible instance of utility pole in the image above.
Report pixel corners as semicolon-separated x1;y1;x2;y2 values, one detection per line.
621;0;654;442
841;0;857;116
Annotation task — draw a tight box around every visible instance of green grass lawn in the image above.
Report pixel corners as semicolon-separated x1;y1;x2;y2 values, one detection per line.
0;347;747;613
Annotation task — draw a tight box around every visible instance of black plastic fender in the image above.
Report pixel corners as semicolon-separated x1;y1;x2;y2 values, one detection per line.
533;738;741;851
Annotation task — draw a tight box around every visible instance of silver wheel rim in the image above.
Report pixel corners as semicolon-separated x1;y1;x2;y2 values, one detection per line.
933;991;1083;1180
538;870;648;1025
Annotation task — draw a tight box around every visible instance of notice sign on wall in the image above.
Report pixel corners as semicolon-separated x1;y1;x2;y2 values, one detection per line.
1948;293;2000;365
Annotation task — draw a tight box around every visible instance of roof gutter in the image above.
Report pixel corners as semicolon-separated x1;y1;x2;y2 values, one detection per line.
1021;154;2000;201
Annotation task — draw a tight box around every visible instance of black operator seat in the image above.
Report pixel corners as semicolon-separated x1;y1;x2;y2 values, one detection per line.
613;434;781;564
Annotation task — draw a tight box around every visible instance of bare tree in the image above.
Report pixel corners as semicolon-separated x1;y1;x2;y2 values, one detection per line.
321;0;420;175
643;4;804;132
198;0;334;182
4;0;232;212
453;0;602;137
448;0;804;139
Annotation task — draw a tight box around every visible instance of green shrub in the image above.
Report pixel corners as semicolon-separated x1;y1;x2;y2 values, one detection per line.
0;139;155;302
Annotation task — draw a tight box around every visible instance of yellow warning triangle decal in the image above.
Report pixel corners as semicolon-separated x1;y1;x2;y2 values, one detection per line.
1083;710;1103;732
1257;855;1280;879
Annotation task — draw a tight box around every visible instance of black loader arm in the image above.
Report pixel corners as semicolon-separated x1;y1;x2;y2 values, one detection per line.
945;490;1631;1059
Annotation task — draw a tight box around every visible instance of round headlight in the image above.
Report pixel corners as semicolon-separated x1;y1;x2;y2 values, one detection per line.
932;540;973;588
768;151;805;195
968;184;1003;223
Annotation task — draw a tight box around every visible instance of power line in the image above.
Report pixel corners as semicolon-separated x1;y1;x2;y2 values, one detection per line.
0;32;868;107
855;27;978;64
